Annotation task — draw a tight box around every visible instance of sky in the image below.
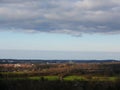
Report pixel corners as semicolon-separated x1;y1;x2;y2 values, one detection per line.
0;0;120;60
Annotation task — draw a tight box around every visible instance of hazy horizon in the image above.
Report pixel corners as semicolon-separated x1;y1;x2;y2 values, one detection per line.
0;50;120;60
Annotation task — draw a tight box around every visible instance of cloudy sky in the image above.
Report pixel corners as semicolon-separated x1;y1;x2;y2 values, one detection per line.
0;0;120;59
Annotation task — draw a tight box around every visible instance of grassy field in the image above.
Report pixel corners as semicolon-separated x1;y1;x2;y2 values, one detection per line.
0;72;119;81
28;76;59;80
0;72;120;90
63;76;118;81
63;76;86;81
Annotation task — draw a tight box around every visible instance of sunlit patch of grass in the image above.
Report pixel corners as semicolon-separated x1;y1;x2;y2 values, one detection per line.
28;77;41;80
44;76;59;80
92;76;117;81
0;77;27;80
63;76;86;81
0;72;25;75
28;76;59;80
109;77;117;81
63;76;118;81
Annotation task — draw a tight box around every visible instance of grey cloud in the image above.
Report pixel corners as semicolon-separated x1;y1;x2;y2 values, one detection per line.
0;0;120;36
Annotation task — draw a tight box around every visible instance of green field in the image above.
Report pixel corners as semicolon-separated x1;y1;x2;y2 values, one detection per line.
0;72;119;81
28;76;59;80
1;72;120;90
63;76;86;81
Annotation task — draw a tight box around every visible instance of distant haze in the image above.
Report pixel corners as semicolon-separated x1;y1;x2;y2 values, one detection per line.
0;50;120;60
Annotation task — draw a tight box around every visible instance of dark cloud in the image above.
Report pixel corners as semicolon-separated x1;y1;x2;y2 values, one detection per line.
0;0;120;36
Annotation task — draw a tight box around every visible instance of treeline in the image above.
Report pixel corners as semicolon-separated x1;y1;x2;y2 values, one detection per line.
1;62;120;77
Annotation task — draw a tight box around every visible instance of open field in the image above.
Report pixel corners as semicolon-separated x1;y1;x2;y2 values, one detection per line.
0;72;119;82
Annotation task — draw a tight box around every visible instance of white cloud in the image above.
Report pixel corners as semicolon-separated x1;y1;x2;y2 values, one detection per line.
0;0;120;36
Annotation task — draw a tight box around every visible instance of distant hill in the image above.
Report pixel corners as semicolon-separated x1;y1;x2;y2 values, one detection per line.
0;59;119;64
